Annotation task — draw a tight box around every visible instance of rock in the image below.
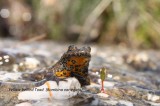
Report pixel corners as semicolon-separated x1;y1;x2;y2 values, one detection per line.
103;100;118;105
30;94;94;106
147;101;160;106
123;52;157;71
118;100;133;106
147;93;160;102
18;77;81;100
1;40;160;105
85;83;100;94
0;72;22;81
15;102;32;106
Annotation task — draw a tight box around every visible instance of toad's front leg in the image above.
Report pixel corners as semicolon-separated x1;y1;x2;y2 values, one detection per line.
46;74;67;86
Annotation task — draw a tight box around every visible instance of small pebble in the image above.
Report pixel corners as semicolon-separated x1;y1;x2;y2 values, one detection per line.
24;57;40;69
147;94;160;102
97;93;109;98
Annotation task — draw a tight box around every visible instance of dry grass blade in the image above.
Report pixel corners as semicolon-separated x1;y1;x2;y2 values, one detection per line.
79;0;113;43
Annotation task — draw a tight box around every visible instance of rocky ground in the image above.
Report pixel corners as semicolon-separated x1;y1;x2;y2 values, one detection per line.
0;39;160;106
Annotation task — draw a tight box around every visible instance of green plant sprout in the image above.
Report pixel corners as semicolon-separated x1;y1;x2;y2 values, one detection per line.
100;67;107;93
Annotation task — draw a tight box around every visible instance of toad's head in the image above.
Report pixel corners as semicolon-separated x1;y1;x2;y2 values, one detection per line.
53;45;91;86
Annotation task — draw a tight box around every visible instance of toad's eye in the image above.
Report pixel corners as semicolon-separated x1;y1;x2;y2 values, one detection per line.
71;60;76;64
67;45;77;51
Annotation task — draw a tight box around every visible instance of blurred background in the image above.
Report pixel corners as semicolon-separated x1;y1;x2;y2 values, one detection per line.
0;0;160;49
